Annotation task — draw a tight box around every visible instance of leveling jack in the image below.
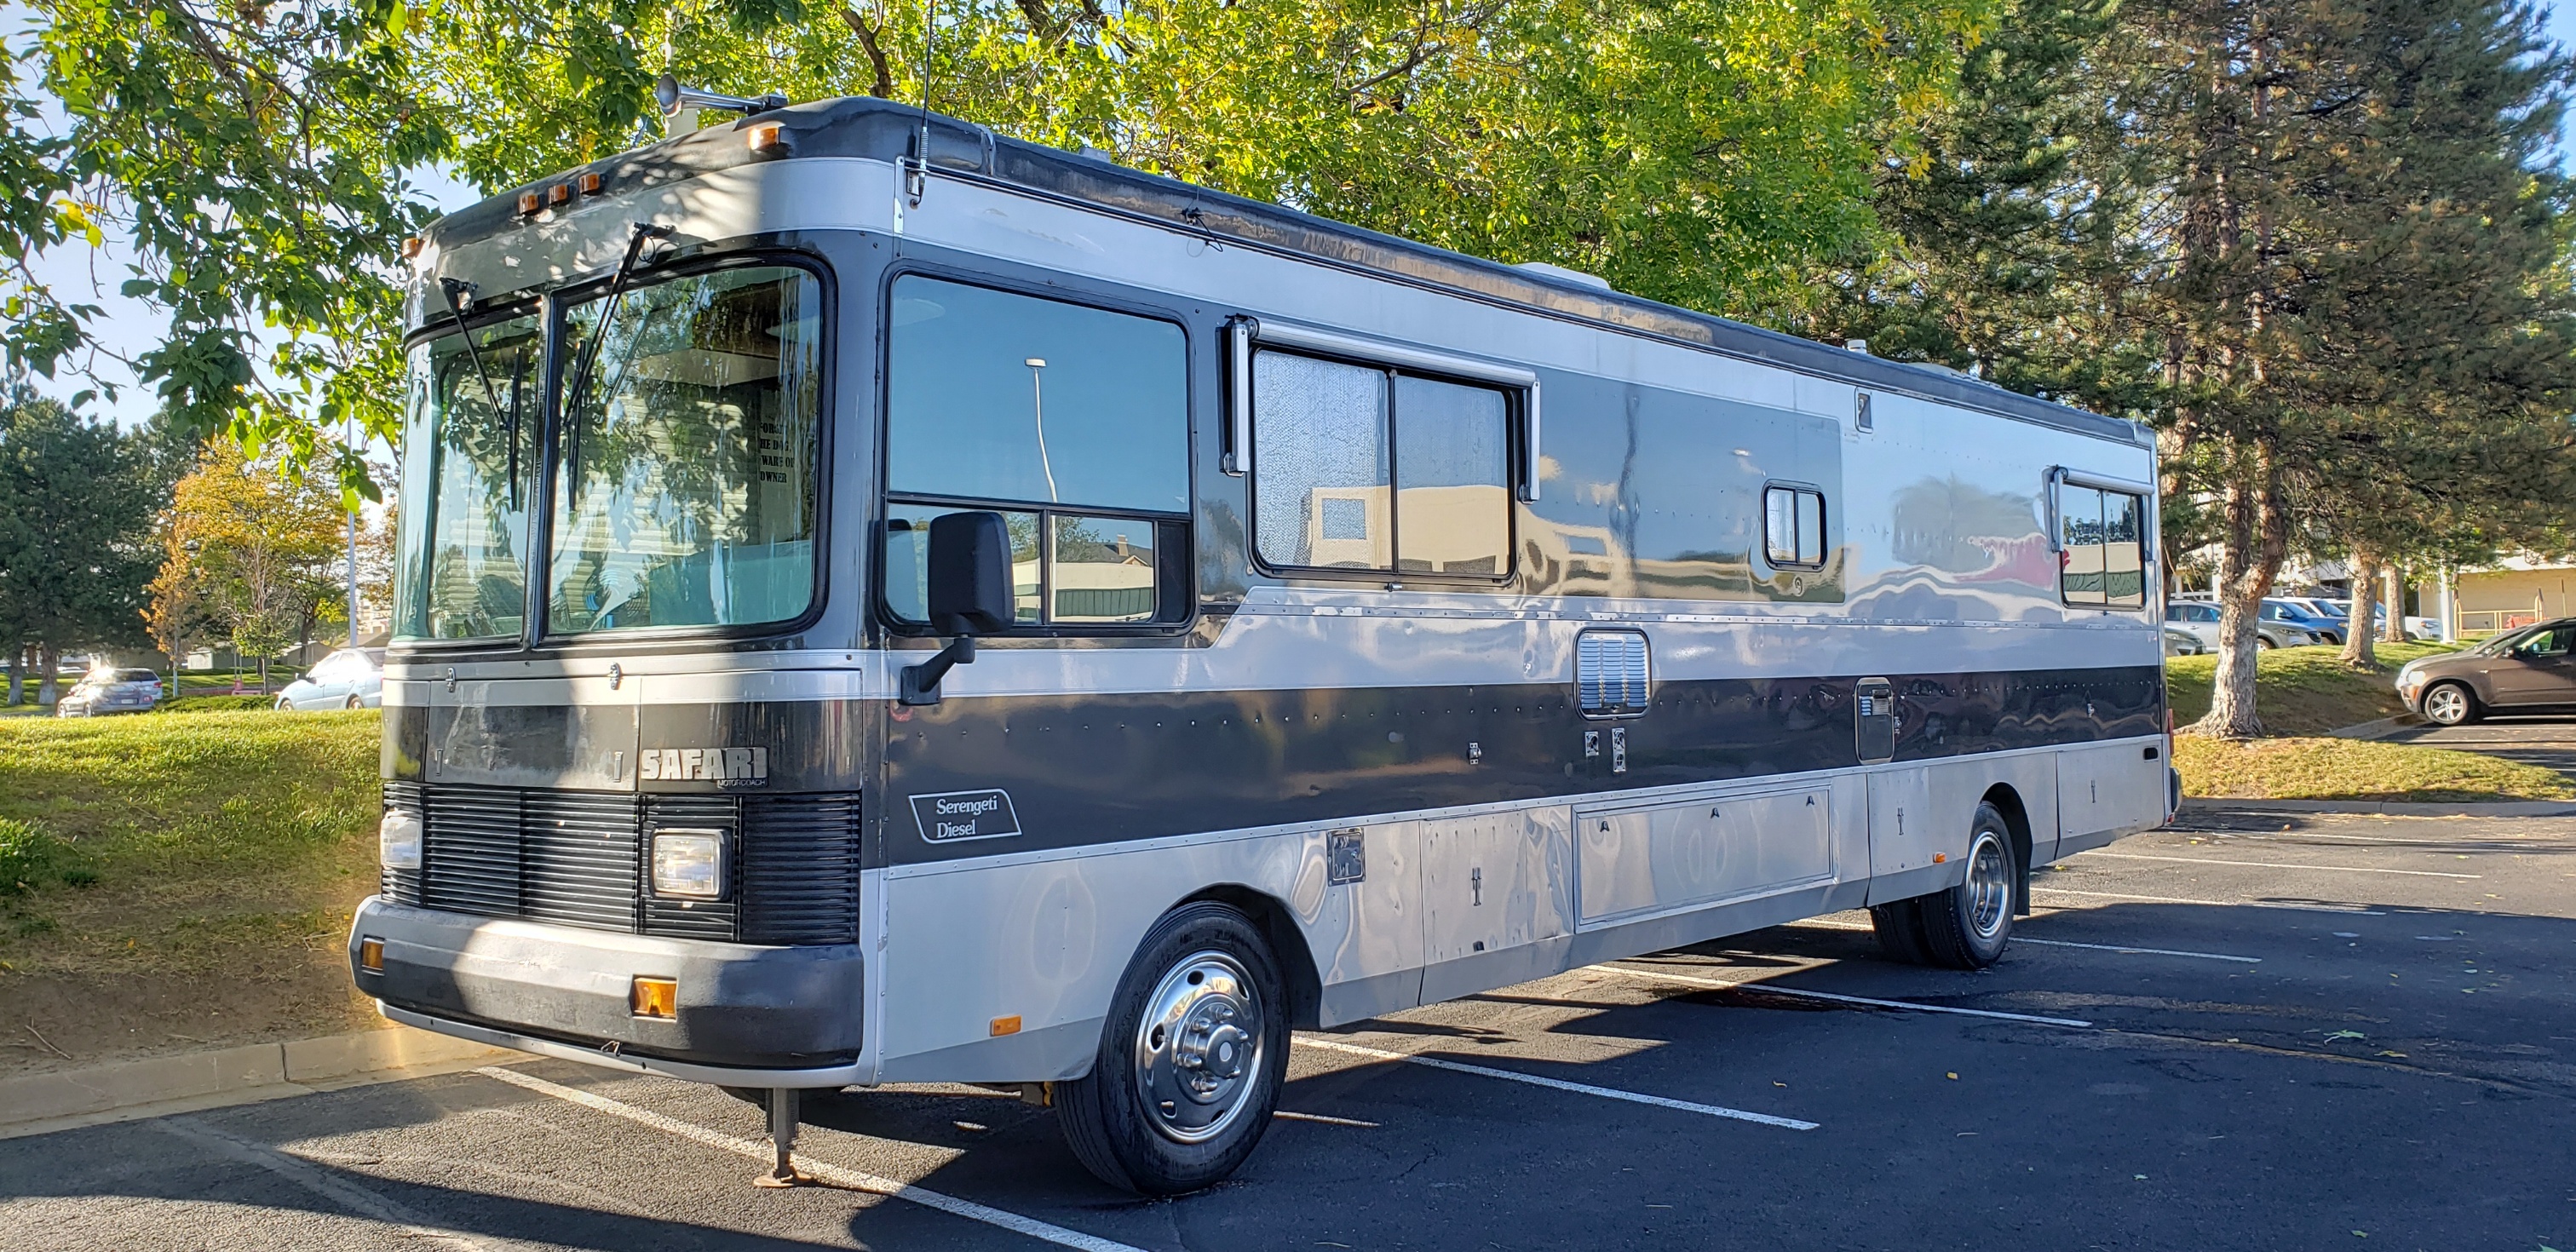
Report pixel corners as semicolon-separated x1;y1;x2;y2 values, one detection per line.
755;1088;814;1187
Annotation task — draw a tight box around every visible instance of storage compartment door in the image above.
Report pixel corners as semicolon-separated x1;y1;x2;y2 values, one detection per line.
2057;741;2166;839
1866;766;1935;877
1577;788;1832;927
1421;811;1572;964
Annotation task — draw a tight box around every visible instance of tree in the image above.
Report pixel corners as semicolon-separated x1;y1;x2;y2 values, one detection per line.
164;440;348;693
0;384;157;704
5;0;1998;490
1819;0;2576;734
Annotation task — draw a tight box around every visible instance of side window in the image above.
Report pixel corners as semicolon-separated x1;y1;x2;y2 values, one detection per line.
2057;482;2146;609
1762;484;1827;569
881;277;1189;628
1251;350;1514;577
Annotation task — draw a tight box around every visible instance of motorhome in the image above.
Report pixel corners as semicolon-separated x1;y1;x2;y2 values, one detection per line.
353;91;2176;1195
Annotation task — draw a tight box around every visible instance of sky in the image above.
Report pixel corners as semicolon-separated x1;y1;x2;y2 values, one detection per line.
17;3;2576;433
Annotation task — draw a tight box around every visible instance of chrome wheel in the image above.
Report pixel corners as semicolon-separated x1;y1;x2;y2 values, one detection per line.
1131;950;1265;1145
1964;830;2012;942
2424;684;2471;726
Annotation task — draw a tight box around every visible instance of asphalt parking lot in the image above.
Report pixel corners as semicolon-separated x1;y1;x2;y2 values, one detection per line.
6;810;2574;1252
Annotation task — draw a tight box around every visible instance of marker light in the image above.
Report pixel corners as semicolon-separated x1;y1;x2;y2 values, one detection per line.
578;171;604;196
650;829;727;900
380;807;423;870
746;121;784;152
400;236;424;259
631;977;678;1019
359;937;384;972
516;190;541;215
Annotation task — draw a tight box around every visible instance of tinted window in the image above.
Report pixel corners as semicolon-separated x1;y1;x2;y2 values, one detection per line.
1253;350;1514;577
2059;484;2146;609
548;265;824;635
885;277;1187;513
1763;485;1827;568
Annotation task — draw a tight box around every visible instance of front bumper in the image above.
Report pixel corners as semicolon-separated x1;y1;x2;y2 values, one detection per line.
350;897;863;1079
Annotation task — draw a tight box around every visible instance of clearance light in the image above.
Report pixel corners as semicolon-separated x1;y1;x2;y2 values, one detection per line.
990;1015;1022;1037
380;807;423;870
547;182;572;207
578;170;604;196
516;190;541;215
747;121;784;152
632;977;678;1019
359;937;384;972
400;236;423;259
650;829;726;900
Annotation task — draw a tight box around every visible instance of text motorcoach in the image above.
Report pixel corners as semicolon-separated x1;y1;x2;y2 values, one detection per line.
352;91;2176;1194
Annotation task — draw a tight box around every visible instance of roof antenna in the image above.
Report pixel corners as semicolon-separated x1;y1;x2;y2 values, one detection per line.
909;0;936;205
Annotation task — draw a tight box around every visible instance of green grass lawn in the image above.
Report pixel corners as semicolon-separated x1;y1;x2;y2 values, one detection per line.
2165;640;2456;737
2174;734;2576;802
0;708;382;1071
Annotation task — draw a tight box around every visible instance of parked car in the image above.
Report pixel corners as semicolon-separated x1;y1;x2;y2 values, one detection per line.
2163;626;2206;657
2314;598;2438;642
2396;619;2576;726
2163;600;2321;650
55;668;164;716
2260;597;2346;645
274;647;385;711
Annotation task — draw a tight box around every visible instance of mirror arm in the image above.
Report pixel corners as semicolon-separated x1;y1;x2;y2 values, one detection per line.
898;635;977;706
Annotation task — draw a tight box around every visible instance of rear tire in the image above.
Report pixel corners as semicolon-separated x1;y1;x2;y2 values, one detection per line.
346;695;365;709
1056;902;1288;1196
2421;681;2481;727
2255;635;2275;650
1869;899;1933;965
1917;804;2018;969
274;698;295;712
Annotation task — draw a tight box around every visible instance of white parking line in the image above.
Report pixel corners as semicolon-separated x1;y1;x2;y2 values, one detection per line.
2079;852;2481;880
478;1067;1148;1252
1590;963;2095;1028
2013;937;2262;963
2031;886;2386;915
1295;1037;1818;1130
157;1118;497;1251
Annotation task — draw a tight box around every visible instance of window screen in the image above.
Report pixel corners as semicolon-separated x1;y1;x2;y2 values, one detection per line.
2059;483;2148;609
1762;485;1827;568
1252;350;1514;577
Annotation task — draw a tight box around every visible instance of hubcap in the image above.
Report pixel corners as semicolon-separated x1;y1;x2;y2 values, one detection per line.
2426;686;2467;724
1132;950;1265;1145
1964;830;2012;941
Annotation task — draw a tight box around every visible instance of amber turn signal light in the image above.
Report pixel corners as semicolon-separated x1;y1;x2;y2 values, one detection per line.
747;121;783;152
358;937;383;971
631;976;678;1019
990;1015;1022;1037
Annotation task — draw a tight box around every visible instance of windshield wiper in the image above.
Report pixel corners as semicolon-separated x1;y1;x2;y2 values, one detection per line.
438;278;516;508
562;221;674;424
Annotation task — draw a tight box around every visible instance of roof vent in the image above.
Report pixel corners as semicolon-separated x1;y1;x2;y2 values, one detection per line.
1514;261;1614;292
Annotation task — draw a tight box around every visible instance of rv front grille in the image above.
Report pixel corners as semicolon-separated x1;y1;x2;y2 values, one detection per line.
377;783;859;945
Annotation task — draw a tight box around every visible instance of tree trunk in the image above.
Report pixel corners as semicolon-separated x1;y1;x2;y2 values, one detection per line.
2340;549;2380;669
6;643;20;706
35;642;59;707
2380;565;2406;644
2197;465;2290;738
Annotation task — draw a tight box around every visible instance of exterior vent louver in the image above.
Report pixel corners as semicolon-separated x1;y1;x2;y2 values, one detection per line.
1577;629;1652;716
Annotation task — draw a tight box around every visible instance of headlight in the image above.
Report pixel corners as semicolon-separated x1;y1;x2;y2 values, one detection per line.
380;807;423;870
651;829;727;900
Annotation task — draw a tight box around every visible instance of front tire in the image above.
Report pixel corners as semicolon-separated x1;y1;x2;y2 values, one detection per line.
275;698;296;712
2255;635;2275;651
2421;681;2481;727
1056;902;1288;1196
1916;804;2018;969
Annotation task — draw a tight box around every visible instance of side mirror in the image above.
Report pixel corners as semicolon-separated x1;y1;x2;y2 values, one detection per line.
926;510;1015;636
900;511;1015;705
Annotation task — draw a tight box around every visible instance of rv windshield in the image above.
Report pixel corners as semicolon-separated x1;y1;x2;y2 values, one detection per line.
548;264;825;634
392;313;543;641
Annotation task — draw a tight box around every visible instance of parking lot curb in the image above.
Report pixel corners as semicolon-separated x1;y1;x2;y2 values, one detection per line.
2180;796;2576;818
0;1025;512;1138
2326;714;2424;741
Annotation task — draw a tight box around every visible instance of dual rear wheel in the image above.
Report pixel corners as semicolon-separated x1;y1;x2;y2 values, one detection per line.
1871;801;2018;969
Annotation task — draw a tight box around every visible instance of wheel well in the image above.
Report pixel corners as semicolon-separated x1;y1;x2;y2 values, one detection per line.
1980;784;2034;916
1180;884;1324;1030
